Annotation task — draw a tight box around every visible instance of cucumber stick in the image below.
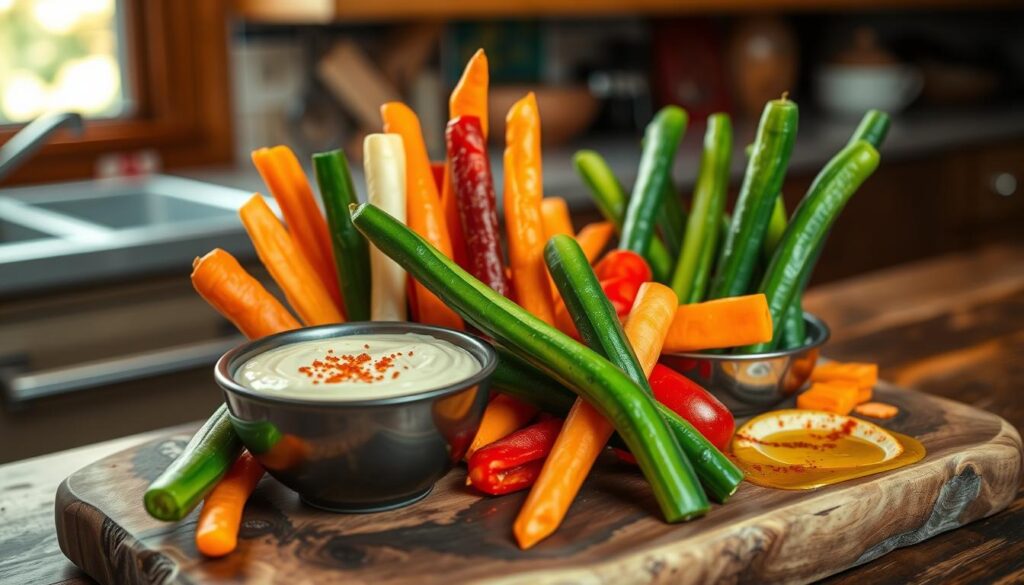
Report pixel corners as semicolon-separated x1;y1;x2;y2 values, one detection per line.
710;98;798;299
672;113;732;303
748;140;880;352
620;106;688;265
314;149;371;321
144;404;242;521
351;202;706;522
573;150;673;282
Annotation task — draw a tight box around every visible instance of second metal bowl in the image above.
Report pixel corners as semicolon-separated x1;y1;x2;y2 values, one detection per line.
660;313;830;416
214;322;495;513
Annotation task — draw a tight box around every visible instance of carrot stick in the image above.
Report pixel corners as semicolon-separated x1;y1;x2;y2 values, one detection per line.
239;195;343;326
541;197;575;241
575;221;615;264
363;134;408;321
796;382;860;415
195;451;264;557
191;249;301;339
382;102;463;329
514;282;678;549
662;293;773;353
466;394;538;461
810;362;878;389
443;49;489;268
251;146;343;312
854;401;899;419
504;93;555;325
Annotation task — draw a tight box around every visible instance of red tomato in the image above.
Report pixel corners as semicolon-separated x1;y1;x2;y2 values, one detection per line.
649;364;735;451
594;250;652;283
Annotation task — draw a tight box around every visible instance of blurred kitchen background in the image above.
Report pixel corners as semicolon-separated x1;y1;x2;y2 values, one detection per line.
1;0;1022;462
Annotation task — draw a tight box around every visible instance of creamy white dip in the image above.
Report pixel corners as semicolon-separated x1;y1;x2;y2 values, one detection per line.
236;333;481;401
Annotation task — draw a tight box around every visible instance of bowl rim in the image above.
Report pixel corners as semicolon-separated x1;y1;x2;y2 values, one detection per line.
663;312;830;361
215;321;497;408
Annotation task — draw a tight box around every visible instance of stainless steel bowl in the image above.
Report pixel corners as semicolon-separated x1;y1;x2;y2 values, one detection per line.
215;322;495;513
660;313;830;416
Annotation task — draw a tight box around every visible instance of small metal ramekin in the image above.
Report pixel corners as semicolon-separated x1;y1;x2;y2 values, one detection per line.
660;313;830;416
215;322;495;513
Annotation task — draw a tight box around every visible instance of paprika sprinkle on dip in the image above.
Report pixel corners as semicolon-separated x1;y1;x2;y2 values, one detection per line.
236;333;481;401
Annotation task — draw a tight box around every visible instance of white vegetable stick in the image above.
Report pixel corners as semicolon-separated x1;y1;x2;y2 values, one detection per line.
364;133;408;321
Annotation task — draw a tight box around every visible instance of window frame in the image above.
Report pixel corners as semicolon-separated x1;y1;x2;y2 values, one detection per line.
0;0;234;185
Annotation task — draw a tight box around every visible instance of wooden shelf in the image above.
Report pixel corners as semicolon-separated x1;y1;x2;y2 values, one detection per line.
235;0;1016;24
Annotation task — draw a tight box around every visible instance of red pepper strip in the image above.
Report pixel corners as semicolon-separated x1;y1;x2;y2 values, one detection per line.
649;364;735;451
467;417;563;495
446;115;512;298
553;275;643;338
601;275;644;317
594;250;652;283
430;161;446;193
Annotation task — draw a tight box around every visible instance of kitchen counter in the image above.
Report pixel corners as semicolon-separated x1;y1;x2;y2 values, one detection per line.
2;243;1022;584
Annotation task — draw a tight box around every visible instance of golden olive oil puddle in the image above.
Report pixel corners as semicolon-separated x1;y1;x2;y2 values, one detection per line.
732;428;926;490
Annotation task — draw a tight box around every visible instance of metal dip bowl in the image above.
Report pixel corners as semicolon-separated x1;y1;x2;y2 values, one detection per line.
215;322;495;513
660;313;830;416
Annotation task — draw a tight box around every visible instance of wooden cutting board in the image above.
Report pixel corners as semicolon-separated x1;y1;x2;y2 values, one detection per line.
55;384;1022;585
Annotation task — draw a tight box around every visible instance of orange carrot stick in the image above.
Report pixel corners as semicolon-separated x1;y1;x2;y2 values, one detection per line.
442;49;490;268
251;146;343;312
381;102;463;329
854;401;899;419
514;283;678;549
195;451;264;557
796;382;860;415
575;221;615;264
466;394;538;461
504;93;555;325
662;293;773;353
191;249;301;339
810;361;878;389
239;195;343;326
540;197;574;241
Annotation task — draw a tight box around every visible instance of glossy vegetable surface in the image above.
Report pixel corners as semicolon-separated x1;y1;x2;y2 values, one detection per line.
363;133;408;321
710;98;798;299
144;404;242;521
446;115;511;297
313;149;371;321
747;140;880;351
350;203;705;525
573;150;673;281
649;364;735;451
190;249;300;339
620;106;688;263
467;418;563;495
195;451;264;557
672;113;732;303
239;195;343;326
252;146;343;309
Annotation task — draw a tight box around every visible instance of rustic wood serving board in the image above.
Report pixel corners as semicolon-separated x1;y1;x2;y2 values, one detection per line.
55;384;1022;585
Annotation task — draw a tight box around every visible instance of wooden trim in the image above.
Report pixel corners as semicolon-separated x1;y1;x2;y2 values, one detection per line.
234;0;1020;23
0;0;234;185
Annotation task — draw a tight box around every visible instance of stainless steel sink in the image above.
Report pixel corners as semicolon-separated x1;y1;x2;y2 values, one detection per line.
0;175;261;296
33;191;235;229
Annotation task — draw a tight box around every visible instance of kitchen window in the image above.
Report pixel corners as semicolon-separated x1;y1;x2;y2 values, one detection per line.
0;0;233;184
0;0;130;124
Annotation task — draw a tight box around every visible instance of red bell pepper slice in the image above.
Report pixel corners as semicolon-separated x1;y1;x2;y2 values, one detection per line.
594;250;652;283
467;417;563;495
649;364;735;450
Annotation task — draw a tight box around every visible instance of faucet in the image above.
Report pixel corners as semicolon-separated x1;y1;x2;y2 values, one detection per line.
0;112;84;183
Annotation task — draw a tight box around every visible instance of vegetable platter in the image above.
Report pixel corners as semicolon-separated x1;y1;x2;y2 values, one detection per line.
51;48;1023;585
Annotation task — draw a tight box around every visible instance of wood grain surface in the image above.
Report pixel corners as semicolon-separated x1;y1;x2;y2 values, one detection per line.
2;244;1023;585
53;383;1022;584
